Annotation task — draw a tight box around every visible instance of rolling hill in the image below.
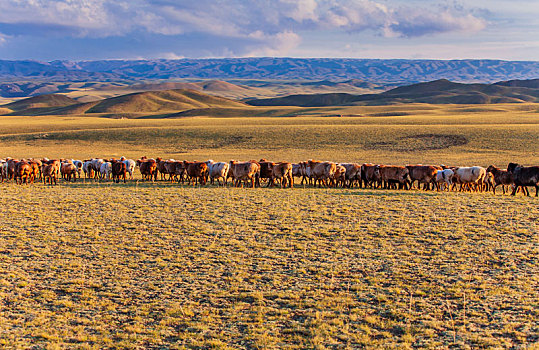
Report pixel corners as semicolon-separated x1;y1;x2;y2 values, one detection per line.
0;89;249;116
246;79;539;106
4;94;79;111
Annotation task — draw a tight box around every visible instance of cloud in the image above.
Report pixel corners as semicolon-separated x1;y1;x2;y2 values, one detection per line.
0;0;488;57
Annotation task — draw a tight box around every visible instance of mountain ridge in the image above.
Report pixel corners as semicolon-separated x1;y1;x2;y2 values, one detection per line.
0;58;537;83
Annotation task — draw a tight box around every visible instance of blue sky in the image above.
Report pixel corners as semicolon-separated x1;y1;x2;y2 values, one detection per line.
0;0;537;61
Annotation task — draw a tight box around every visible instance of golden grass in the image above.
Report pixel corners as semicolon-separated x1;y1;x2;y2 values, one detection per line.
0;183;537;348
0;103;538;166
0;103;538;348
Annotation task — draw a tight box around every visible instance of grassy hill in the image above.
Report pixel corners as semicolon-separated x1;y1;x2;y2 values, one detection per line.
1;89;249;116
3;94;79;111
247;79;539;106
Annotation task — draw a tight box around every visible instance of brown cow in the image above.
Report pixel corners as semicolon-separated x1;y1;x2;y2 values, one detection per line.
340;163;362;188
137;158;158;181
361;163;379;188
42;163;59;185
332;164;347;188
486;165;514;195
111;160;127;183
507;163;539;196
309;160;336;188
14;161;31;184
229;161;259;188
183;161;208;186
271;162;293;188
376;165;411;190
258;160;274;187
61;162;78;182
406;165;439;190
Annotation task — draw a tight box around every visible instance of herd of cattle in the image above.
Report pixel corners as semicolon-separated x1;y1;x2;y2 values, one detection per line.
1;156;538;196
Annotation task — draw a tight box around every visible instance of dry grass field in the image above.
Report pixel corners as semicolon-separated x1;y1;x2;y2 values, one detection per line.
0;103;538;348
0;183;537;348
0;103;538;166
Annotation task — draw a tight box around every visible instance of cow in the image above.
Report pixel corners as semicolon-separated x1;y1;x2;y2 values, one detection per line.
137;158;158;181
406;165;439;190
332;164;347;188
111;160;127;183
486;165;514;195
99;162;112;180
183;161;208;186
507;163;539;196
229;160;259;188
14;161;31;184
0;159;6;182
156;158;171;181
42;163;59;185
309;160;336;188
6;158;19;181
119;157;136;179
376;165;411;190
452;166;487;192
257;160;274;187
435;169;454;191
361;163;379;188
299;161;314;186
61;162;78;182
271;162;293;188
205;160;229;186
83;160;94;179
339;163;362;188
28;159;41;183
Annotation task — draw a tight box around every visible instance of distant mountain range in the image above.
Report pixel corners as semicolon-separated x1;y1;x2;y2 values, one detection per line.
246;79;539;106
0;58;538;84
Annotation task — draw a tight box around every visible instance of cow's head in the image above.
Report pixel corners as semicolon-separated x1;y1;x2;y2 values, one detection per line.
507;163;519;173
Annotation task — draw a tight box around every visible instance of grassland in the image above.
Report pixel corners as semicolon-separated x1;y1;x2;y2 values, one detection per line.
0;103;538;348
0;103;538;166
0;182;537;349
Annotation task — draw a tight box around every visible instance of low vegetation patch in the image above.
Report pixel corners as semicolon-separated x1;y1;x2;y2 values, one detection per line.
0;183;537;348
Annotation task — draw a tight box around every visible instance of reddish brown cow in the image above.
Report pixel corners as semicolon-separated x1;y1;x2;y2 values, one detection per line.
14;161;31;184
376;165;411;190
111;160;127;183
183;161;208;186
137;158;158;181
361;163;379;188
61;162;78;182
258;160;274;187
406;165;439;190
486;165;514;195
42;163;59;185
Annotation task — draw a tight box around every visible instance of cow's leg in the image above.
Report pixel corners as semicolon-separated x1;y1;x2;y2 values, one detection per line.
535;185;538;197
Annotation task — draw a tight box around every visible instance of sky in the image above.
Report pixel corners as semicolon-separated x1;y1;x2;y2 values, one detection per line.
0;0;537;61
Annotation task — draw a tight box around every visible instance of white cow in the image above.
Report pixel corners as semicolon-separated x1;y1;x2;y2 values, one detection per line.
99;162;112;180
435;169;454;191
91;158;105;179
82;160;93;179
205;160;229;186
121;158;136;179
453;166;486;192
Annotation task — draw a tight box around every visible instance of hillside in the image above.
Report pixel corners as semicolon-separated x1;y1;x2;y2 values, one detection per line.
1;89;249;116
247;79;539;106
3;94;78;111
0;58;537;83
